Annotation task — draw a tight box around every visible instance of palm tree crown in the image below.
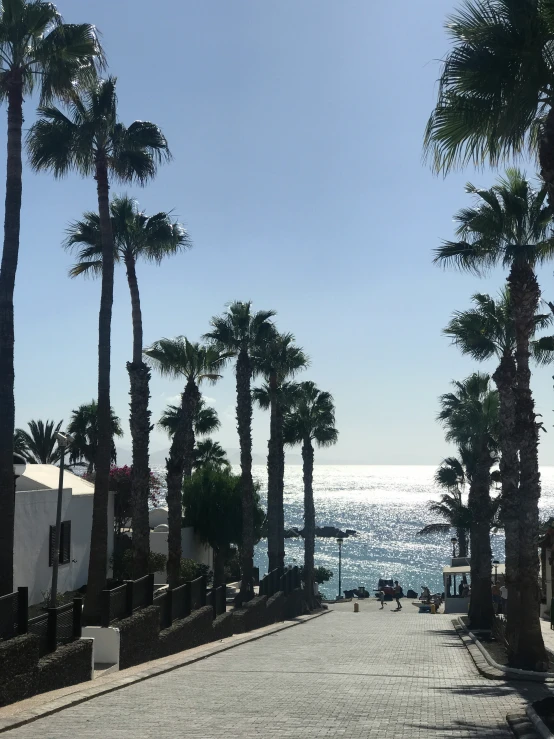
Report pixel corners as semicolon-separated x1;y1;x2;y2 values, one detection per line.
64;195;190;277
66;401;123;472
15;419;63;464
193;439;230;471
144;337;229;385
423;0;554;174
204;300;276;356
283;381;339;447
0;1;104;102
435;170;554;273
444;290;554;364
159;397;220;438
253;331;309;382
27;76;171;181
438;373;499;453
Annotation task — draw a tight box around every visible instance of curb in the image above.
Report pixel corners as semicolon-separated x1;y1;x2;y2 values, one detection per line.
453;618;554;683
0;609;330;734
526;705;554;739
507;711;541;738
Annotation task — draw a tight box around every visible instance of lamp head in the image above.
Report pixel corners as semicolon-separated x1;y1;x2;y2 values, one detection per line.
56;432;75;448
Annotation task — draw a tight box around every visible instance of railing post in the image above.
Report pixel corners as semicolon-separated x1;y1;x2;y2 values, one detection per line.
146;574;154;606
166;588;173;628
279;575;286;594
47;608;58;653
125;581;134;617
184;582;192;617
17;587;28;635
100;590;111;628
211;587;217;619
73;598;82;639
201;575;207;606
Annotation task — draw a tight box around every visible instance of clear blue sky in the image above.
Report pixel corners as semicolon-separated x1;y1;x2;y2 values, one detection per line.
10;1;554;464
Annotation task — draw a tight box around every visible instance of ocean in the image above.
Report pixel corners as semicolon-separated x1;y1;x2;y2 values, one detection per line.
154;464;554;601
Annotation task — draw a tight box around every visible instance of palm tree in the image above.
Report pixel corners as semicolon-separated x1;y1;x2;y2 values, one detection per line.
283;381;338;608
253;332;308;572
159;397;220;440
15;419;63;464
65;195;190;577
204;301;276;601
27;77;171;619
144;338;229;586
435;172;554;667
418;457;471;557
66;401;123;474
193;440;230;471
0;1;103;597
438;373;499;630
424;0;554;207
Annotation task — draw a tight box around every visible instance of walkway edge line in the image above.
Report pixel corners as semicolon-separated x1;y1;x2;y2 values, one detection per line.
454;617;554;683
0;609;331;735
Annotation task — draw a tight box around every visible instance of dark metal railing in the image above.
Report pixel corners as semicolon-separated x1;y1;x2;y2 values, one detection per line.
189;575;207;612
171;581;191;621
100;574;155;627
259;566;300;598
28;598;82;657
0;587;27;641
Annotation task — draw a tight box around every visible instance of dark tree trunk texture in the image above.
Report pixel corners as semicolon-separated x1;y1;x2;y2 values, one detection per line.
539;106;554;211
165;378;199;587
84;159;115;623
506;262;547;670
266;372;279;572
493;351;521;655
125;255;151;578
302;437;316;609
237;348;255;602
456;527;468;559
182;382;199;480
467;451;494;630
0;81;23;596
213;547;225;587
276;396;286;570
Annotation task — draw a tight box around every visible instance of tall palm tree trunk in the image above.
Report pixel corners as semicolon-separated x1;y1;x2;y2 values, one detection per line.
539;107;554;209
302;437;315;609
182;382;199;480
456;527;468;559
213;547;225;587
507;262;547;669
468;452;494;630
0;80;23;596
125;254;151;578
493;352;521;653
236;348;255;602
266;374;279;572
276;398;286;570
84;160;115;622
165;394;186;588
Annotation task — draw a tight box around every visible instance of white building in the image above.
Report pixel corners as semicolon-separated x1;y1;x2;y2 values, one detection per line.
14;465;115;606
148;508;213;584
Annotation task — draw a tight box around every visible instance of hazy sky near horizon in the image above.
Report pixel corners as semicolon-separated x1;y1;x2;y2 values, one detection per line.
10;1;554;465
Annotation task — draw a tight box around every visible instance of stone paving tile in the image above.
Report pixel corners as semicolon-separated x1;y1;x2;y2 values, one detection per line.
3;599;552;738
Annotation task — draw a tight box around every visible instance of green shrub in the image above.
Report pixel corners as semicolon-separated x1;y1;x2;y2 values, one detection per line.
180;558;212;584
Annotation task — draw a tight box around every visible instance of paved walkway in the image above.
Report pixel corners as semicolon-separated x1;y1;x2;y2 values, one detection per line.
3;600;552;738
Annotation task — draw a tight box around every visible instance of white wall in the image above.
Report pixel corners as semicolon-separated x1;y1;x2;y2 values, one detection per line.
14;487;115;606
150;527;213;584
82;626;120;668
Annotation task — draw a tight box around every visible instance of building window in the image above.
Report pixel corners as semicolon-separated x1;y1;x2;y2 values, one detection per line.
49;521;71;566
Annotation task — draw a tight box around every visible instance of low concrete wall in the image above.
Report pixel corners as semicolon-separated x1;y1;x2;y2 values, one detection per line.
36;639;93;693
0;634;39;707
118;606;160;670
82;626;120;667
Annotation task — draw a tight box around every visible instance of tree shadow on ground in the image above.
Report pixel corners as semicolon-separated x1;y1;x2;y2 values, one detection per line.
406;717;512;737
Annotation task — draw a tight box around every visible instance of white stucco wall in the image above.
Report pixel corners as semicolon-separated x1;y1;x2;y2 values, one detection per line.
150;527;213;584
14;484;115;606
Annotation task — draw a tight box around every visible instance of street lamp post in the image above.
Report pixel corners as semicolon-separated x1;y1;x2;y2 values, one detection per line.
50;432;74;609
493;560;499;584
336;537;343;601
